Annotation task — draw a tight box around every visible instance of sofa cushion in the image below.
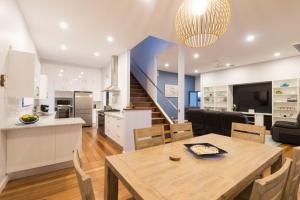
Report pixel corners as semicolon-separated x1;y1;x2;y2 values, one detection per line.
187;110;249;137
203;110;221;133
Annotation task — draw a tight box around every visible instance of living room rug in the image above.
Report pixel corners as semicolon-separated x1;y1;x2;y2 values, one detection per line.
265;135;282;147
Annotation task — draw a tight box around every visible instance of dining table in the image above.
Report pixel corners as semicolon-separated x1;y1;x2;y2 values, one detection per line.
104;133;283;200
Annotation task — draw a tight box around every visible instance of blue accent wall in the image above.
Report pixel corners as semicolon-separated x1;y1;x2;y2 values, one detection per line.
130;36;174;99
157;70;195;119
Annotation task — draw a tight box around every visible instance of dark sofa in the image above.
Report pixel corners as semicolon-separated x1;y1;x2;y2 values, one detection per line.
271;113;300;145
186;109;249;137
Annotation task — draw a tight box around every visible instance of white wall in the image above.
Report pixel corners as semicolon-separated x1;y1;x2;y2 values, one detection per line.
102;51;130;110
0;0;37;190
40;61;102;112
201;56;300;87
118;51;130;109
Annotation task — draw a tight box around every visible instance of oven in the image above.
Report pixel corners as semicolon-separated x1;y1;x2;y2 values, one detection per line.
55;98;73;118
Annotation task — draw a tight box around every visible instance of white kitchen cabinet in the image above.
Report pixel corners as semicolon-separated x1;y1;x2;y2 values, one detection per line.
105;113;124;146
55;125;82;163
5;122;83;174
5;50;41;98
93;91;102;101
39;74;48;99
6;127;56;173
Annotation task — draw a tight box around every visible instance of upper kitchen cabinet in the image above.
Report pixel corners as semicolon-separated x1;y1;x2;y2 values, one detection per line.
5;50;41;98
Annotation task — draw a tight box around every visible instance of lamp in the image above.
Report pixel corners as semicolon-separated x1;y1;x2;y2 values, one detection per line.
175;0;231;48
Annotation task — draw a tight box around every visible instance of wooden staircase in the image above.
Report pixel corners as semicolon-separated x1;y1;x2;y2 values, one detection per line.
130;74;172;142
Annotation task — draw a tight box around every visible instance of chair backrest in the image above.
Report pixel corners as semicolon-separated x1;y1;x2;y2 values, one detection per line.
283;147;300;200
170;123;193;142
250;158;292;200
231;122;266;144
73;150;95;200
134;126;165;150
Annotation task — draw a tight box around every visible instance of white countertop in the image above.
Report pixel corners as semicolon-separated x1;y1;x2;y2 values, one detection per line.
1;117;85;131
105;112;124;119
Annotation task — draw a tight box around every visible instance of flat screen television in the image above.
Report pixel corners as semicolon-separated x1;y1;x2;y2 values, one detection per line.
233;82;272;113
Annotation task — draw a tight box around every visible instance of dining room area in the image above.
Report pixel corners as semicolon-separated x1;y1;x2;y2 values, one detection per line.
1;121;299;200
97;122;299;200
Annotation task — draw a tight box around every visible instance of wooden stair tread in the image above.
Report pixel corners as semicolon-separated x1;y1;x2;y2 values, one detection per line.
131;92;147;94
130;74;171;132
165;138;172;143
153;123;170;127
133;106;156;109
130;97;152;102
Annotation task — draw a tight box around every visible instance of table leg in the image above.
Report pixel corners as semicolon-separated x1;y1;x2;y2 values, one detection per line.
104;161;118;200
271;154;283;173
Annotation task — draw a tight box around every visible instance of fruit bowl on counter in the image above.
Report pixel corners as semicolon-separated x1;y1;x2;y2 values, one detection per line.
19;114;39;124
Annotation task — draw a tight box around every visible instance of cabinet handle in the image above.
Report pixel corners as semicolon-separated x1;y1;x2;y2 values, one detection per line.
36;86;40;97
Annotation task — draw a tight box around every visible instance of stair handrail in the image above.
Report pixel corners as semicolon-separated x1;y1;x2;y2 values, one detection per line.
131;61;178;113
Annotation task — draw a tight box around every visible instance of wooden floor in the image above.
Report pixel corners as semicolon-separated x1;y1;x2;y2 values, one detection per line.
0;128;299;200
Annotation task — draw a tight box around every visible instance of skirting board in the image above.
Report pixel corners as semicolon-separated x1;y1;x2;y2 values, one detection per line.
0;175;8;193
8;161;73;181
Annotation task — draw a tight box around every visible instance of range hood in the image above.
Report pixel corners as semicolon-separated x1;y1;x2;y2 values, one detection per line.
103;55;120;92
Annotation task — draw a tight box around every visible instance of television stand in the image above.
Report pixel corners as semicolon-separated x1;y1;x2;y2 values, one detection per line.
241;112;272;130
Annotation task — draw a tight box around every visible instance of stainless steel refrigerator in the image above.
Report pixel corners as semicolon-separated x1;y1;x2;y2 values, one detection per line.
74;91;93;126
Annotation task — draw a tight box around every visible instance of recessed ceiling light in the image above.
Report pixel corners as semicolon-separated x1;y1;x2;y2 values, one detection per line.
194;69;199;73
274;52;281;57
94;52;100;57
61;45;67;51
59;22;68;29
246;34;255;42
193;53;199;59
164;63;170;67
80;72;84;75
226;63;231;67
58;73;63;77
59;69;64;73
107;36;114;42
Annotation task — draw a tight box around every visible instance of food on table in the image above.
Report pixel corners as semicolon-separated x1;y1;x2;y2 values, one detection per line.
190;145;219;155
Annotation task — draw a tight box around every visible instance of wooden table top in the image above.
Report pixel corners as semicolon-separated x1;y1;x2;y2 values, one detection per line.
105;134;283;200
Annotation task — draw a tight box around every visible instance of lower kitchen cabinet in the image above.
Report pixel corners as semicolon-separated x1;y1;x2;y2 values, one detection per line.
6;125;82;173
105;114;124;146
55;125;82;163
6;127;56;173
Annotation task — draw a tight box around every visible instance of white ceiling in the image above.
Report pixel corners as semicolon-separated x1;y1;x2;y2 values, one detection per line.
17;0;300;73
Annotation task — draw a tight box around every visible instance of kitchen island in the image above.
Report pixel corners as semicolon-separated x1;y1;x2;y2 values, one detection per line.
104;109;152;152
0;116;85;180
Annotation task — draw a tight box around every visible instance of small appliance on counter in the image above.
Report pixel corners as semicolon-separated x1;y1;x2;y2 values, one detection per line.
41;104;49;112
